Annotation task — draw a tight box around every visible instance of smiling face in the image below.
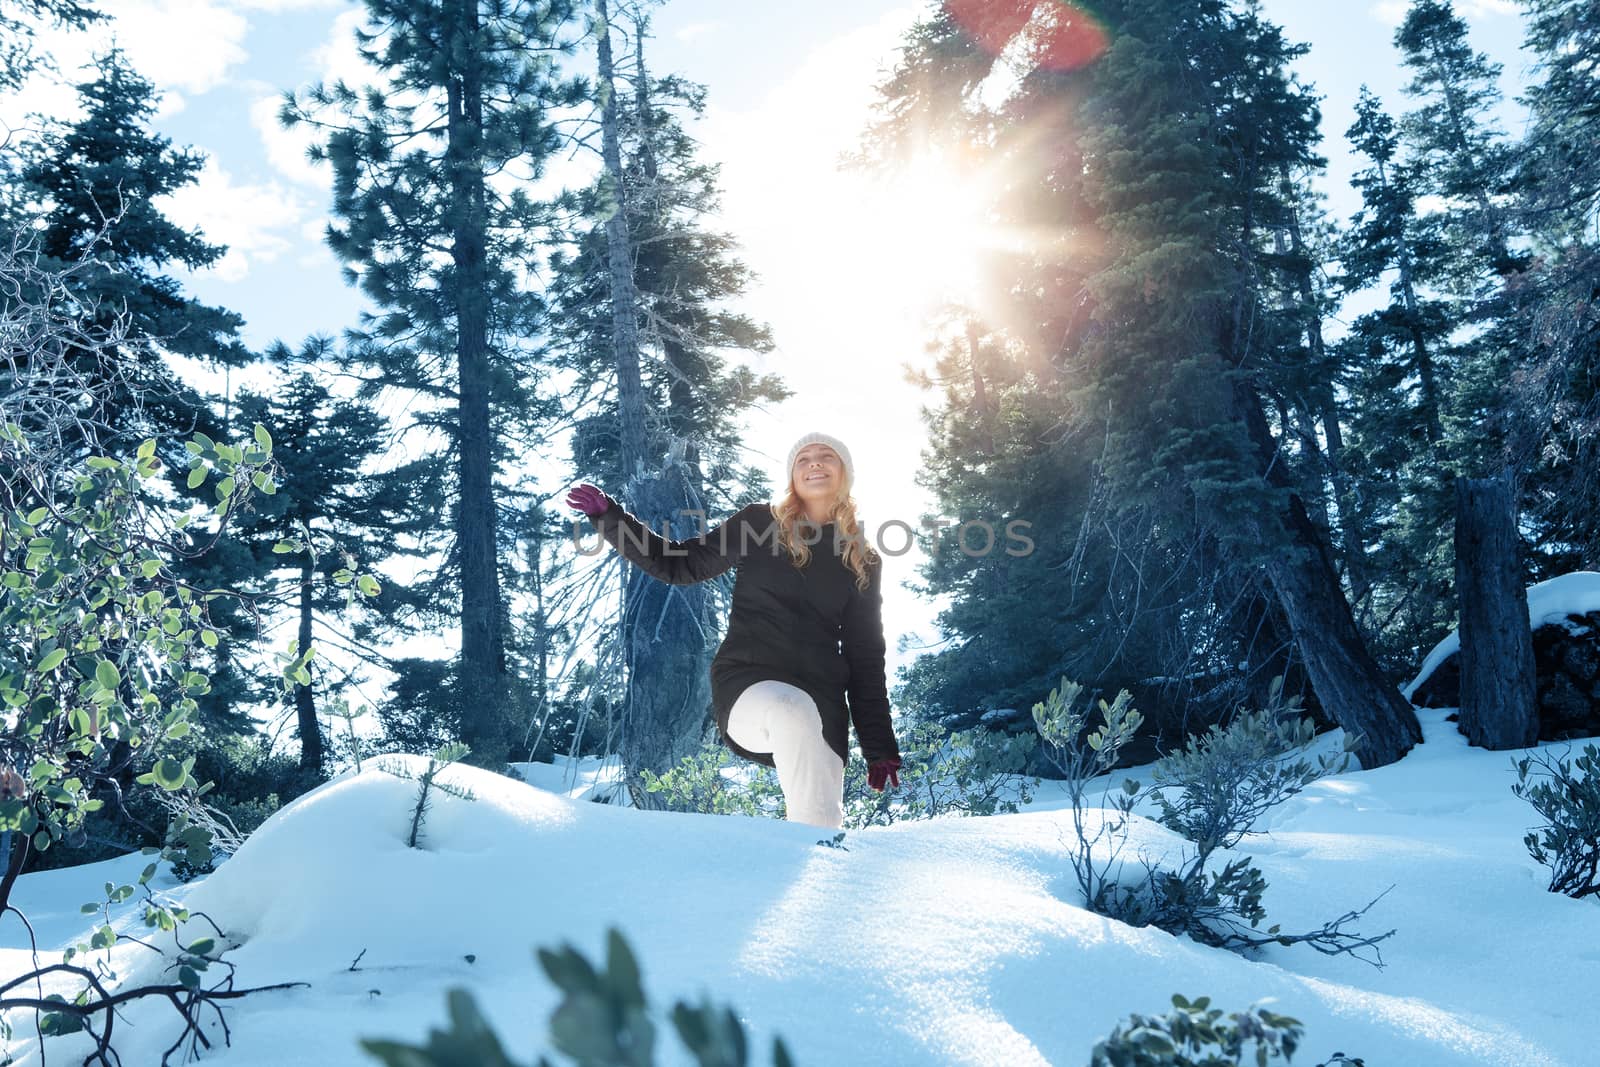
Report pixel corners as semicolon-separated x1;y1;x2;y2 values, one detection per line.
791;443;846;514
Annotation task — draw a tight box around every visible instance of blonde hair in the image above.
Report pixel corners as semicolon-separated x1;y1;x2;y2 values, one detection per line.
770;487;879;591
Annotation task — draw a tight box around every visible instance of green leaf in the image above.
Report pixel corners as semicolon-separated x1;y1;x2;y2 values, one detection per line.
95;659;120;690
140;558;161;578
272;540;298;554
150;758;187;792
200;629;219;648
254;423;272;451
25;506;48;525
187;937;216;956
215;476;235;501
178;965;200;989
187;466;207;489
357;574;381;597
39;1011;84;1037
36;648;68;672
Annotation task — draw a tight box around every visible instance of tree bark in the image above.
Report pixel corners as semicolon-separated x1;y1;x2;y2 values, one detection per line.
449;0;507;765
598;0;704;807
1453;469;1539;748
295;555;322;774
597;0;647;480
1239;383;1423;767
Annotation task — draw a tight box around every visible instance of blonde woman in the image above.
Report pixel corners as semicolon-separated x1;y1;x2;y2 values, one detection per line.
567;432;901;829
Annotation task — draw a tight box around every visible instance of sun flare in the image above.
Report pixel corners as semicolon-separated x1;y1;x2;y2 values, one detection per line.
847;154;1007;315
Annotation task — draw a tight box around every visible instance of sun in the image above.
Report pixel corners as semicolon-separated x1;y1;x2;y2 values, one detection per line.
845;152;1008;316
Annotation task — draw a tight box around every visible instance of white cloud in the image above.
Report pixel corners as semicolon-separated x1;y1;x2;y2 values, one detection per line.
251;89;329;186
674;21;721;43
1370;0;1408;26
108;0;251;97
0;0;250;135
1371;0;1518;26
159;154;310;282
227;0;344;10
310;6;380;93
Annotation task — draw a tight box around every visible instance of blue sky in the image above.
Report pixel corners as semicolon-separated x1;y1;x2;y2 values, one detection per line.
2;0;1533;685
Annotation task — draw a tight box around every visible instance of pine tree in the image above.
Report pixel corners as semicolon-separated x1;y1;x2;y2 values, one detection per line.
1335;86;1460;664
8;47;250;459
1514;0;1600;574
546;1;785;803
229;344;415;775
281;1;589;767
1394;0;1537;748
869;0;1421;766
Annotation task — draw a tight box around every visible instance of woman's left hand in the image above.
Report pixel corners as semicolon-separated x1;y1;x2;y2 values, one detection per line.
868;758;901;792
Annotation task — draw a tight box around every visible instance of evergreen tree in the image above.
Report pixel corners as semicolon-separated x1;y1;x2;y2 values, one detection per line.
7;47;250;460
281;1;589;768
1334;86;1460;665
229;342;415;775
869;0;1422;766
1393;0;1538;748
1513;0;1600;574
545;2;785;803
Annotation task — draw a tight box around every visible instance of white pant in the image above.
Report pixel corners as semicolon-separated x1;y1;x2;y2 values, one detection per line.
726;680;845;829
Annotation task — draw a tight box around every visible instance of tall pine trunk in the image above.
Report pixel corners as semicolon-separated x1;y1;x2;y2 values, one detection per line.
296;556;323;773
1239;383;1423;767
1453;469;1539;748
449;0;507;765
596;0;708;807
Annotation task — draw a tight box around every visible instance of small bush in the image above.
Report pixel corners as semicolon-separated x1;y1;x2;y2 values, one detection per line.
1090;994;1303;1066
640;721;1036;828
1513;743;1600;899
1034;677;1392;962
845;719;1037;828
641;744;785;818
361;927;795;1067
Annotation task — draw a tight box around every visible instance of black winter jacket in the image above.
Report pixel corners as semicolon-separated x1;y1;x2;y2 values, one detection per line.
587;500;900;770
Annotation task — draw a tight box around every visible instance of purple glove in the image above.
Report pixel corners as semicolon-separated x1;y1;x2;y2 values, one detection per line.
868;758;901;792
566;483;615;518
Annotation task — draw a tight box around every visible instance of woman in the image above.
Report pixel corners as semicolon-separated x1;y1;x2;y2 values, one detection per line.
566;432;902;829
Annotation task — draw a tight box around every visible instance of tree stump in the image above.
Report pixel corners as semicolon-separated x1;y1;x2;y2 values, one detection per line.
1453;470;1538;749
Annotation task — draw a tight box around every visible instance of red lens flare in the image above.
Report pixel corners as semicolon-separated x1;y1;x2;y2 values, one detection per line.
944;0;1111;72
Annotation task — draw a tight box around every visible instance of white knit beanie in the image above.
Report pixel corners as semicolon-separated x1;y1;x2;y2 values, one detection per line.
785;431;854;491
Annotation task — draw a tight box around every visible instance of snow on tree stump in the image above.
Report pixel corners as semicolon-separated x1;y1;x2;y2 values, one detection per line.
1408;572;1600;741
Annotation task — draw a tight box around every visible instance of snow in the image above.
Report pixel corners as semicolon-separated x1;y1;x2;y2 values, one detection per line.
1404;570;1600;701
509;753;628;804
5;710;1599;1066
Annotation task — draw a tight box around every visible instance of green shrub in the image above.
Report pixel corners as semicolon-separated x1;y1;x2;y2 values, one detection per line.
0;408;373;1060
1513;743;1600;900
1034;677;1391;961
0;420;278;874
1090;994;1302;1066
639;720;1036;828
844;719;1036;828
361;927;794;1067
641;744;785;818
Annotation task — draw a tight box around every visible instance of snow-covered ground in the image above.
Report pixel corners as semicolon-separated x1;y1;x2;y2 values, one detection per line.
1405;570;1600;700
5;707;1598;1066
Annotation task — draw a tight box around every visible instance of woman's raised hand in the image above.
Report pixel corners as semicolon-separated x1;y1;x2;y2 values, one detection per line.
566;482;614;518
